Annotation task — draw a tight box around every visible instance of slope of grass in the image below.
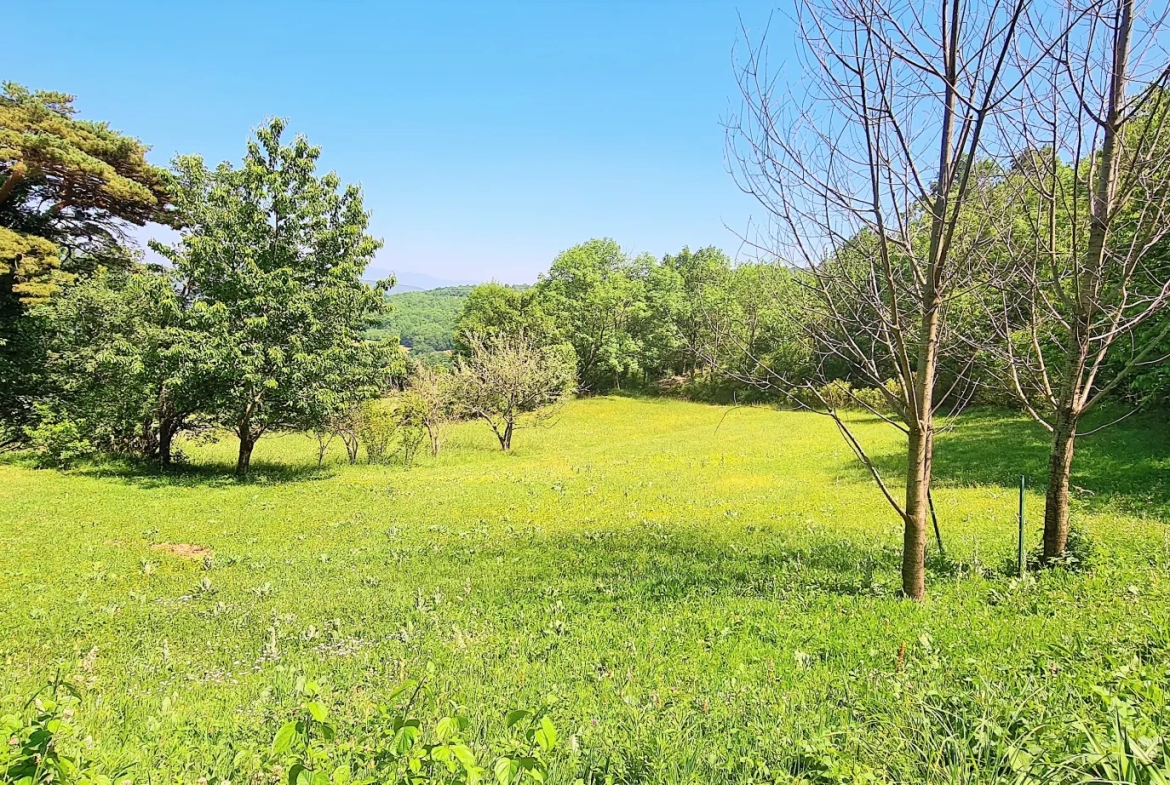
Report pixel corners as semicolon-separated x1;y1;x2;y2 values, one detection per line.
1;397;1167;782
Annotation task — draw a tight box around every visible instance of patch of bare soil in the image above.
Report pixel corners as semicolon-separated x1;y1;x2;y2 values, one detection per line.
151;543;212;560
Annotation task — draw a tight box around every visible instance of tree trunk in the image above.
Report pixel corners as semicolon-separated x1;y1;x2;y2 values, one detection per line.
343;433;359;464
902;424;930;600
236;431;256;475
1043;407;1078;561
158;418;178;467
901;279;941;600
140;418;159;458
499;420;514;451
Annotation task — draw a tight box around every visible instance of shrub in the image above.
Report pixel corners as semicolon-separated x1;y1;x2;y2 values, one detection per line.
797;380;900;414
4;676;561;785
358;400;398;464
23;405;93;469
399;363;461;457
1;677;115;784
455;332;576;451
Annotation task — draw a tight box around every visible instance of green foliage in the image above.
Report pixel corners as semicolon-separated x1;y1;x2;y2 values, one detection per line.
357;399;400;465
2;676;562;785
0;677;114;785
269;676;344;785
0;82;174;305
370;286;477;355
0;82;175;435
22;404;92;469
32;267;213;463
152;118;394;472
533;239;648;391
1029;521;1098;571
447;243;811;400
354;689;486;784
455;283;550;355
798;380;901;415
397;424;427;469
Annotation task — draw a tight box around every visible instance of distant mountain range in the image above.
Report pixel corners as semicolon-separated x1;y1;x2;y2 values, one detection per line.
379;271;481;293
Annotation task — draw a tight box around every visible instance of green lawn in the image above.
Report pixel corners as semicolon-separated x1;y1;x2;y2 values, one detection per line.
2;397;1168;783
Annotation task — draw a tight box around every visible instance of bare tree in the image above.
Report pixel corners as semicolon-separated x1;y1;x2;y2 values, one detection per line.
326;403;362;465
972;0;1170;560
400;363;460;457
455;333;575;451
725;0;1032;599
313;427;336;467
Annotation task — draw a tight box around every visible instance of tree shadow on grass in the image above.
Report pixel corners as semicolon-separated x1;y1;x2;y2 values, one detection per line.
63;455;335;490
867;408;1170;517
488;525;911;603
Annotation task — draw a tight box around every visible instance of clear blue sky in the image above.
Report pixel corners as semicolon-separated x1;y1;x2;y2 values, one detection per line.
6;1;790;284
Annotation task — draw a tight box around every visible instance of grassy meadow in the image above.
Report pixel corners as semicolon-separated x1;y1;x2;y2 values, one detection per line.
2;396;1169;783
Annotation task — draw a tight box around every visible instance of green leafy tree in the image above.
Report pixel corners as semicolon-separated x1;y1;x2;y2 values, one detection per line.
0;83;174;438
641;246;734;381
534;239;648;391
455;282;550;352
36;266;214;465
154;119;393;473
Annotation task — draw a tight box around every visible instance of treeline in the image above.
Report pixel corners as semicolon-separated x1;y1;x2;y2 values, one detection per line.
448;241;807;398
1;101;399;473
444;234;1169;410
0;83;585;471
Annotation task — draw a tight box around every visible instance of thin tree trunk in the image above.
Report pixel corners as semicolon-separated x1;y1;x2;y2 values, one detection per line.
902;283;941;600
343;433;359;464
500;420;514;451
903;424;930;600
236;430;256;475
1043;407;1078;561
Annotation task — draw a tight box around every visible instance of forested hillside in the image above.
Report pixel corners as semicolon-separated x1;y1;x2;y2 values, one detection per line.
366;285;473;354
369;283;536;358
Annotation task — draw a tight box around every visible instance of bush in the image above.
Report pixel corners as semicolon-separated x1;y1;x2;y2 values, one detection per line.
1;677;116;784
23;405;93;469
797;379;900;414
358;400;399;464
